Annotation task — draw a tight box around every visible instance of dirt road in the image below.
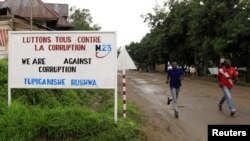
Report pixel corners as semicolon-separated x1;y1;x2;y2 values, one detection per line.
118;70;250;141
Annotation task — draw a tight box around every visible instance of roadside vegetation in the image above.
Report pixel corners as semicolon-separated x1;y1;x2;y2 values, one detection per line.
0;59;144;141
127;0;250;82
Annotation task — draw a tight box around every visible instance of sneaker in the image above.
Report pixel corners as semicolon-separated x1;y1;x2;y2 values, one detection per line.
167;97;172;105
174;111;179;118
218;104;222;111
230;111;236;117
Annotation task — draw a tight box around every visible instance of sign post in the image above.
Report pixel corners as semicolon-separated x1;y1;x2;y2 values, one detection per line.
8;31;117;122
117;47;136;118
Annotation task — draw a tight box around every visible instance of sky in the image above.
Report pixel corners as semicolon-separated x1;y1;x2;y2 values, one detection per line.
41;0;165;47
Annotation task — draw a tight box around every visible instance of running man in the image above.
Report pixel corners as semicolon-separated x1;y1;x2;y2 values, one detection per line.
217;59;239;116
166;62;184;118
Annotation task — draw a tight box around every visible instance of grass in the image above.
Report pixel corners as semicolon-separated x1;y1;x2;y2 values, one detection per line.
0;59;145;141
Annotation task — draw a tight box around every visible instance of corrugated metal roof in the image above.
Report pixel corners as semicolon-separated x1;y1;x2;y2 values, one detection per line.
56;14;72;27
48;7;72;28
45;3;68;17
0;0;58;20
44;3;72;27
0;0;73;28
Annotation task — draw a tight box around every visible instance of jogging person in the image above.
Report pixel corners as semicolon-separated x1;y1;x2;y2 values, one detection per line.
166;62;184;118
217;59;239;116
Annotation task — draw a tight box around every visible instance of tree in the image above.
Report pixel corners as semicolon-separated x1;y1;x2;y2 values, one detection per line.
69;7;101;30
126;0;250;81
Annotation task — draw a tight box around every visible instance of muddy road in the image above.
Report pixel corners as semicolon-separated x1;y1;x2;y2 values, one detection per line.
118;71;250;141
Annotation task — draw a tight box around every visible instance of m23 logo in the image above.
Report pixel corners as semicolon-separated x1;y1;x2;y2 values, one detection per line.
95;44;112;58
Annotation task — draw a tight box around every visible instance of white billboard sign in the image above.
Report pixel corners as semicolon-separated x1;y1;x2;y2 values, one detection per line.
8;31;117;89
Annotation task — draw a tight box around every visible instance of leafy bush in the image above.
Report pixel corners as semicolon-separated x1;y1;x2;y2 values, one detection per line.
0;59;8;101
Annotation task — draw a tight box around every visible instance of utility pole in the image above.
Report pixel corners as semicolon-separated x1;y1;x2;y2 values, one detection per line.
30;0;33;30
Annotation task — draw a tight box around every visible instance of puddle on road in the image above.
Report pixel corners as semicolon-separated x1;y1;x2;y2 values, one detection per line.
130;78;147;84
142;85;163;94
131;78;164;95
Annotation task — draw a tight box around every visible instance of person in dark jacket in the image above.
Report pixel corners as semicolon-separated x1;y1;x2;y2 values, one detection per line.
166;62;184;118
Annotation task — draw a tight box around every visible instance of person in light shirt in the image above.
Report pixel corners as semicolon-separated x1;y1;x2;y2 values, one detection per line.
189;65;196;79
